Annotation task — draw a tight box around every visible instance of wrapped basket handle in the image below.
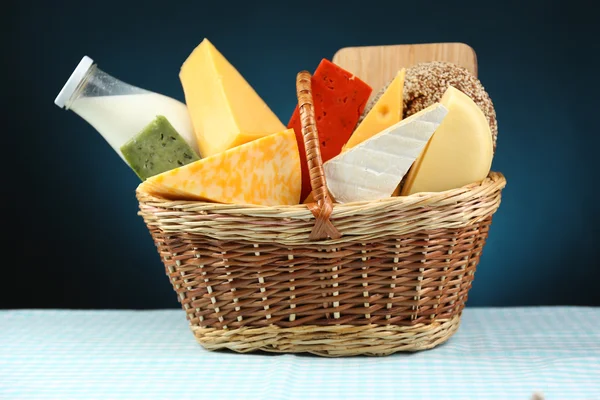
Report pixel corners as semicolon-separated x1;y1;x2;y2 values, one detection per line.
296;71;342;241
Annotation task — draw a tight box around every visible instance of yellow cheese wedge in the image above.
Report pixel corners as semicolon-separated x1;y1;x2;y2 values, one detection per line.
400;86;493;195
343;69;405;151
179;39;286;158
140;129;301;206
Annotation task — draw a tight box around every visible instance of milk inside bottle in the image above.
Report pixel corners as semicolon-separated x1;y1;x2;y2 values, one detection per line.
54;56;198;162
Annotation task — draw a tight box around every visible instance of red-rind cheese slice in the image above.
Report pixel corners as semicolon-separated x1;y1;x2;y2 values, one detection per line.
287;59;372;201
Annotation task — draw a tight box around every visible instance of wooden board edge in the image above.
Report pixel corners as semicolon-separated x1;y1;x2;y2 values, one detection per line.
332;42;479;77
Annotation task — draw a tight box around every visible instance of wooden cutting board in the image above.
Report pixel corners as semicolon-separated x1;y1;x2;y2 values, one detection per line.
332;43;478;101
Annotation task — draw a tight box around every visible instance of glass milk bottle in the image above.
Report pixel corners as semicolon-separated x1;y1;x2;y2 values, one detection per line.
54;56;198;162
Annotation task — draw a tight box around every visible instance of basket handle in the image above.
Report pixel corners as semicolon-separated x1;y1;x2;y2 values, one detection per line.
295;71;342;241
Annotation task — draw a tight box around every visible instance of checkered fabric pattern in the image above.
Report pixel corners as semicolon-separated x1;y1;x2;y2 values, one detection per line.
1;307;598;399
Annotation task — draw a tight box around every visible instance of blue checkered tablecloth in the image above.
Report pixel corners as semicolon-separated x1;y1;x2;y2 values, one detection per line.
1;307;598;399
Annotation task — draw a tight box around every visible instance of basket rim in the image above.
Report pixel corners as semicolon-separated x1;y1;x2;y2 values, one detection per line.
136;171;504;245
136;171;506;213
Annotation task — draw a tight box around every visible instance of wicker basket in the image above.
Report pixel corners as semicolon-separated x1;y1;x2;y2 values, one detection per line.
136;71;506;357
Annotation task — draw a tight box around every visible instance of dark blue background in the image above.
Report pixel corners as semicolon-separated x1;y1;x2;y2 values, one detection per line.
4;0;598;309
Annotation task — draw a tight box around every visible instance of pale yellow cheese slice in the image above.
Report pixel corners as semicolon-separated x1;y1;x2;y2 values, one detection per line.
343;69;405;151
179;39;286;158
400;86;493;195
140;129;301;206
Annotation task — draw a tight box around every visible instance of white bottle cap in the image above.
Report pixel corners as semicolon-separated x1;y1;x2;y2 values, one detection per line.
54;56;94;108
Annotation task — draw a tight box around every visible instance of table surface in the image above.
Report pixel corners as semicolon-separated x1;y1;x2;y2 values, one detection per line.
1;307;599;400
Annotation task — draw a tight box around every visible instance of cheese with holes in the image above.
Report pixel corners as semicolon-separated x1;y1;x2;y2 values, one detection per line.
401;86;493;195
179;38;286;158
343;69;405;150
140;129;300;206
323;104;448;203
287;58;372;201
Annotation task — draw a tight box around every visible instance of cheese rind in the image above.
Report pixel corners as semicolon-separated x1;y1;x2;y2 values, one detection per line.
140;129;301;206
343;69;405;150
400;86;493;195
179;39;285;158
323;104;448;203
287;59;372;201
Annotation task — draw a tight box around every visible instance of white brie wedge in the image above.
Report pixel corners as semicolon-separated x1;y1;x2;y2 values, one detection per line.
324;103;448;203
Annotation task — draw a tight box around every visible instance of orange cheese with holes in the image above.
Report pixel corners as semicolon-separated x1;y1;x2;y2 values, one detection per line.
343;69;405;150
140;129;301;206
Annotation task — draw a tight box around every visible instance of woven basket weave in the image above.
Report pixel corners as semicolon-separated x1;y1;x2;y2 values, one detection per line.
136;71;506;357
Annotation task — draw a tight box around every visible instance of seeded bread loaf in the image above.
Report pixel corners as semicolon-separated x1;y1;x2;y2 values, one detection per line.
359;61;498;151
